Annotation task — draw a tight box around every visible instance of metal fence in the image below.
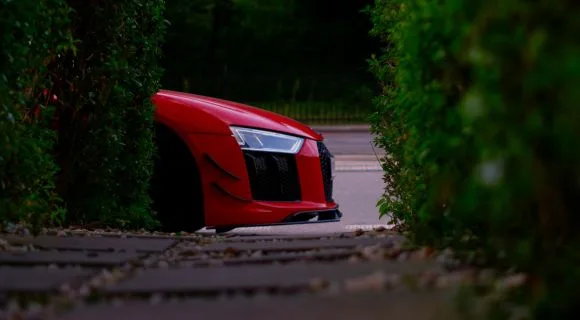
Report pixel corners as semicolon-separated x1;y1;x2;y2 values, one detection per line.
165;73;376;125
252;102;372;125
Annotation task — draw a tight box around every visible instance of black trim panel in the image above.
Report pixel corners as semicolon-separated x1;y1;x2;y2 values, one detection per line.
316;141;334;202
205;209;342;230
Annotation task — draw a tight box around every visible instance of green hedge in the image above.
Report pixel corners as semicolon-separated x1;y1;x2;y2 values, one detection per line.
0;0;72;230
49;0;166;228
369;0;580;317
1;0;166;230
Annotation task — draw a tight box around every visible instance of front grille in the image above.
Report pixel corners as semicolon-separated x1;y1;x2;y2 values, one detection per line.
317;141;334;202
243;151;301;201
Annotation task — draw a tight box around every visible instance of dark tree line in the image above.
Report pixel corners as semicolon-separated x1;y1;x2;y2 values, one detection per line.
161;0;379;105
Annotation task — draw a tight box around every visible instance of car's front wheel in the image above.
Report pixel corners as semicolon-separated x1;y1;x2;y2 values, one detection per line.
150;122;205;233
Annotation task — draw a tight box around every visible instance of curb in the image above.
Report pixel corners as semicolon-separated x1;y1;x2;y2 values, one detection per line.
309;124;371;133
335;166;382;172
334;154;382;161
334;154;383;172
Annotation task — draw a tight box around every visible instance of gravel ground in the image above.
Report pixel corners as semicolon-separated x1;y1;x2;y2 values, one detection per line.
0;224;530;320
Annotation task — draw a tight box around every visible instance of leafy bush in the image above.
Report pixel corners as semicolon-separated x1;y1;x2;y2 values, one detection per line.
0;0;72;231
49;0;166;228
1;0;166;230
369;0;580;317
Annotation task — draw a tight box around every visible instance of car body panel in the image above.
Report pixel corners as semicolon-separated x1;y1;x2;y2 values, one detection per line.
152;90;339;229
153;90;323;140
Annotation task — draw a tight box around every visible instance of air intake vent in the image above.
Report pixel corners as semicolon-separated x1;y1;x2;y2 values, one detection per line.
317;141;333;202
243;151;301;201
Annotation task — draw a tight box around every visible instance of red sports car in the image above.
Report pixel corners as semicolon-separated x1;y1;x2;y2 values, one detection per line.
150;90;340;233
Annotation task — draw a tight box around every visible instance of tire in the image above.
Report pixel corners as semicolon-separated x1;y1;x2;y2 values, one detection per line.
151;123;205;232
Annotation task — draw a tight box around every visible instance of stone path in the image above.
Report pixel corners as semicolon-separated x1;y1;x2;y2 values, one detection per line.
0;229;481;320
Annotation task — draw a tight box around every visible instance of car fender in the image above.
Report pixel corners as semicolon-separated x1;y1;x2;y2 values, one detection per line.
153;93;232;136
152;90;333;228
152;90;323;140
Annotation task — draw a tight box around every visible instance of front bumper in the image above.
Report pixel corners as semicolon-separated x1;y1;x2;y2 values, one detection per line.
189;134;339;228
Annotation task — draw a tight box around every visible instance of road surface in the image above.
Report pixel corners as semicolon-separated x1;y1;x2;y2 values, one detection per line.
321;130;382;156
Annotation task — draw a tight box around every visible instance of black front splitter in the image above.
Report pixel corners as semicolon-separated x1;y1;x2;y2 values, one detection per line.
206;209;342;234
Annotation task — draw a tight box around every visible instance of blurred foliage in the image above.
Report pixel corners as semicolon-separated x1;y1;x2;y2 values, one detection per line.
1;0;165;230
0;0;72;232
161;0;378;110
49;0;166;228
368;0;580;317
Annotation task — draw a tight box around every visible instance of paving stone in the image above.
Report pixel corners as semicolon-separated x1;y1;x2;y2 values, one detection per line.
197;236;403;252
59;290;461;320
102;260;441;294
188;249;357;267
0;267;95;293
0;251;143;267
0;235;176;253
60;231;211;240
219;234;353;243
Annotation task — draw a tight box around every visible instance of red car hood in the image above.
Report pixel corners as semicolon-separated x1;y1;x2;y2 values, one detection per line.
155;90;323;140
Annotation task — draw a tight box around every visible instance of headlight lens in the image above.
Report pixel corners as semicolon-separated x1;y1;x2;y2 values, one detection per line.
230;126;304;154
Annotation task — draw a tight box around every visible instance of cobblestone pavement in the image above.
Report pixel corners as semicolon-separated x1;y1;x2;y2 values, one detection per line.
0;228;501;320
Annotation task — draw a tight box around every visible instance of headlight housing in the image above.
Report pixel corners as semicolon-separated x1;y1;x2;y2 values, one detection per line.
331;154;336;177
230;126;304;154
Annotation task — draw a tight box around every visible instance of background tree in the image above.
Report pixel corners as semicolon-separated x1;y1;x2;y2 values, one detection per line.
161;0;379;123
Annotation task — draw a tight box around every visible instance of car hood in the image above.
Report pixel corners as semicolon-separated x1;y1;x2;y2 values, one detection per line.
156;90;323;140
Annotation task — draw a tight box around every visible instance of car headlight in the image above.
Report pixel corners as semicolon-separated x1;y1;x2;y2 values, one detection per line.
230;126;304;154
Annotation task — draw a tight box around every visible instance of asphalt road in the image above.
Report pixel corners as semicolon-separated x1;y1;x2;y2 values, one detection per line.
321;130;381;155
